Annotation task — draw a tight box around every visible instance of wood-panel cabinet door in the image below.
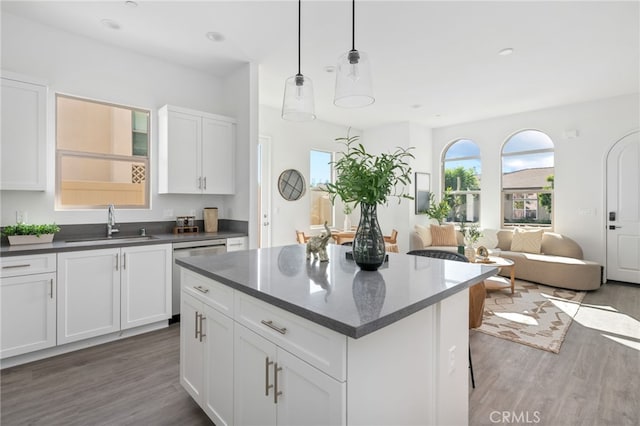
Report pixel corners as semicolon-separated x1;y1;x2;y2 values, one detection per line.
203;304;234;426
0;273;56;359
57;249;120;344
0;76;47;190
120;244;172;330
276;348;346;426
201;117;235;194
234;324;277;426
180;292;204;402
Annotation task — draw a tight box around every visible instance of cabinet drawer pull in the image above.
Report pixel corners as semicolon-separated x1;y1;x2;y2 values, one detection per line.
123;253;126;270
194;285;210;294
115;254;119;271
273;362;283;404
2;264;31;269
198;176;202;189
261;320;287;335
265;357;274;396
50;278;54;299
203;176;207;190
195;311;200;340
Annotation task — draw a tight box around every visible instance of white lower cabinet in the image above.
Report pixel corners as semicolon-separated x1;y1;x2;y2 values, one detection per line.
180;291;234;426
120;245;172;330
58;245;172;344
0;253;57;359
234;324;345;426
57;248;120;344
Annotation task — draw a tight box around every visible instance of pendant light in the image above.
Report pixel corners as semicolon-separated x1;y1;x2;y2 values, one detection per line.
282;0;316;121
334;0;374;108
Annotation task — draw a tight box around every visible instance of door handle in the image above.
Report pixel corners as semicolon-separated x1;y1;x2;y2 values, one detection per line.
273;362;283;404
265;357;274;396
608;225;622;230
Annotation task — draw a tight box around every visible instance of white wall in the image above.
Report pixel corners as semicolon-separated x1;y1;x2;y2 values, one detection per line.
432;93;640;264
258;105;354;248
362;122;433;252
1;12;248;226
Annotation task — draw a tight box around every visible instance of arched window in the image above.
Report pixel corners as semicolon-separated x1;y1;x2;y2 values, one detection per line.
501;130;554;227
442;139;481;223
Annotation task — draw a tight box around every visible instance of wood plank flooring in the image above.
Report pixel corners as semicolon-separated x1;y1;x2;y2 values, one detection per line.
1;281;638;425
469;281;640;426
1;324;212;426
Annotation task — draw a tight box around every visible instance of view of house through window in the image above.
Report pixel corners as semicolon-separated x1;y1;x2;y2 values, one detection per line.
56;94;150;209
309;150;334;228
442;139;481;223
501;130;554;227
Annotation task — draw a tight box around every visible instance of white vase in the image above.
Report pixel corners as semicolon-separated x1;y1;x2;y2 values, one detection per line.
343;215;352;232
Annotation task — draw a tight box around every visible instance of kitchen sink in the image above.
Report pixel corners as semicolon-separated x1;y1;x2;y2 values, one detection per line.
64;235;158;246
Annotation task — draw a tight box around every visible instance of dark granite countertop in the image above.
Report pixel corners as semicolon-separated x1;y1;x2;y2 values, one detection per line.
176;244;497;339
0;231;247;257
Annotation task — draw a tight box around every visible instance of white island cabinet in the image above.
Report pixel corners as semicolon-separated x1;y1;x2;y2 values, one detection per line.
158;105;236;195
58;244;172;344
177;245;497;426
181;270;234;426
0;254;57;359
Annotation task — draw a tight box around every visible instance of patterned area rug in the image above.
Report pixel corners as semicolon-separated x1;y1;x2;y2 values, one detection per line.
477;279;586;353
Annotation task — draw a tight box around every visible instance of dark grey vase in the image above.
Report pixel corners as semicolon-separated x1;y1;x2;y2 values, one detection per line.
352;203;386;271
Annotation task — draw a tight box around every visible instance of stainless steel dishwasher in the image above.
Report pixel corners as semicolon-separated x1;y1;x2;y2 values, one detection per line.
172;239;227;318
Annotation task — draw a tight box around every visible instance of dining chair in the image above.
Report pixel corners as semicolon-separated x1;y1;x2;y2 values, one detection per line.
295;230;310;244
383;229;398;244
406;249;486;389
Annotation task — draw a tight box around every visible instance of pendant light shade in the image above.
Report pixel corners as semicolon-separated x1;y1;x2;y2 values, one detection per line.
334;0;374;108
282;0;315;121
282;73;316;121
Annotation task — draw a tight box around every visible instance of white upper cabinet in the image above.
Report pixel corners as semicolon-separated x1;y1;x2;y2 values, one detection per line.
1;74;47;191
158;105;236;195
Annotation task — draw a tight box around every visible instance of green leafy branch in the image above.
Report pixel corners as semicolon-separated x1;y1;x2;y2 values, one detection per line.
325;131;415;207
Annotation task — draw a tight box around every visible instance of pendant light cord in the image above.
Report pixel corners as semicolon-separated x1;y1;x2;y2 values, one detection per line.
351;0;355;51
298;0;301;75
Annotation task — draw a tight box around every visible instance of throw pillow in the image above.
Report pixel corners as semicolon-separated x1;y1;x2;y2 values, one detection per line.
430;224;458;246
415;224;432;246
510;228;544;253
476;228;499;249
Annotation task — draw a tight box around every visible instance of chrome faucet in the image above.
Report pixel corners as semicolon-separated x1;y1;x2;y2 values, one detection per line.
107;204;119;237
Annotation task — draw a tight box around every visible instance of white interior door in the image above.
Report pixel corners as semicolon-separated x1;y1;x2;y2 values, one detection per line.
606;130;640;284
259;135;272;248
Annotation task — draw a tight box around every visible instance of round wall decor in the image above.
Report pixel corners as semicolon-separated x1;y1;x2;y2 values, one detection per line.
278;169;306;201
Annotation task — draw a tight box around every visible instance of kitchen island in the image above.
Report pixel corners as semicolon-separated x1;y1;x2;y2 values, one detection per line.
176;244;496;426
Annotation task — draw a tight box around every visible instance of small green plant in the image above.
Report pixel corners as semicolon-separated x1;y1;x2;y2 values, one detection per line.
2;223;61;237
325;130;414;207
423;189;454;224
459;221;482;245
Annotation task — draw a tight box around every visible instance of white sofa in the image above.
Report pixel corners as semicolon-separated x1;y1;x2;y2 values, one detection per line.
409;227;603;291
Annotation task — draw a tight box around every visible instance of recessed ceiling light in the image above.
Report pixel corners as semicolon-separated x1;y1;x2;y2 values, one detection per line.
101;19;121;30
324;66;336;73
205;32;225;42
498;48;514;56
124;1;138;7
410;104;422;109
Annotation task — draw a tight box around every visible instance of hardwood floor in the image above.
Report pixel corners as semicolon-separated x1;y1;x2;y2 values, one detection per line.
0;324;212;426
469;281;640;426
1;282;638;425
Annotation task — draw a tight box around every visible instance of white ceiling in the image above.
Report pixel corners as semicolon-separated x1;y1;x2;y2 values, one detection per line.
3;0;639;129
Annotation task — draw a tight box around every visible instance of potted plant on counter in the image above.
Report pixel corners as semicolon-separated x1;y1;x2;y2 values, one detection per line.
326;130;414;271
2;223;61;245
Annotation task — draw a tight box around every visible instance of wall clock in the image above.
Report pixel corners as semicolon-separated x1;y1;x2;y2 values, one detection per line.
278;169;306;201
